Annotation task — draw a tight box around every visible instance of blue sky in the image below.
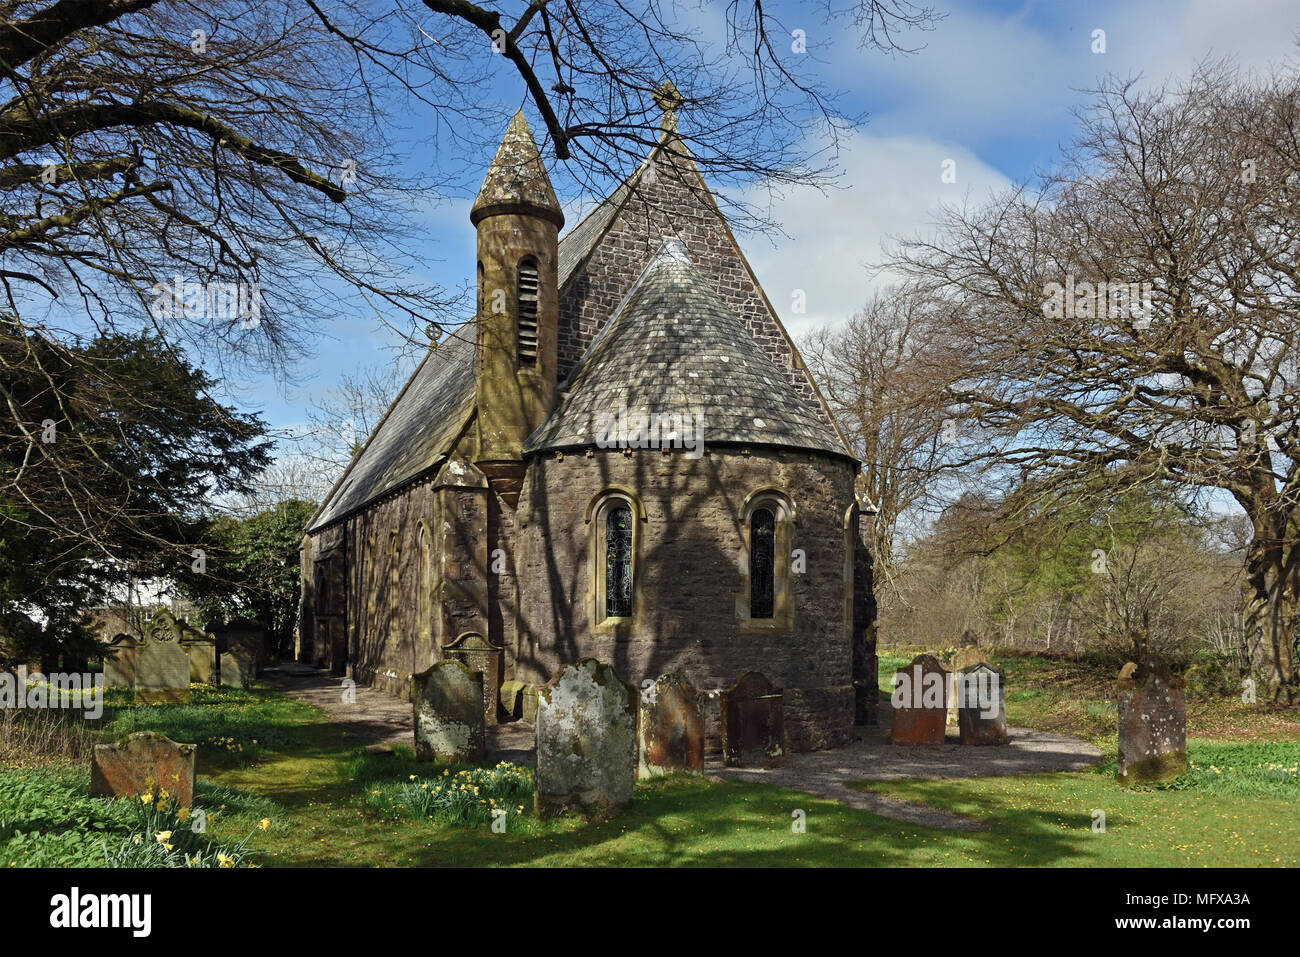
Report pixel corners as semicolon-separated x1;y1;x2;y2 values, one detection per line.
235;0;1300;459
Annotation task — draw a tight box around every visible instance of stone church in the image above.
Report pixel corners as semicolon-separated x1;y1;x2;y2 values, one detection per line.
299;93;878;751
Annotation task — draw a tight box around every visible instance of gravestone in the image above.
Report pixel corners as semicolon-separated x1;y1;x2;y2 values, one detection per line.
134;634;191;705
220;619;268;675
145;609;184;643
721;672;785;767
891;654;948;745
181;634;216;684
638;673;705;779
443;632;502;725
500;679;527;720
947;646;988;726
102;634;138;689
956;662;1008;745
521;685;539;724
1117;658;1187;784
412;660;485;762
534;659;637;816
90;731;197;805
220;646;254;689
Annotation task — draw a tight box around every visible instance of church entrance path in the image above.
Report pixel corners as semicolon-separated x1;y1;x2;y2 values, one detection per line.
708;725;1102;831
262;662;536;765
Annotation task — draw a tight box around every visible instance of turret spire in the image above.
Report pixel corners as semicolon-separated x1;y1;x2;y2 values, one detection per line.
470;110;564;229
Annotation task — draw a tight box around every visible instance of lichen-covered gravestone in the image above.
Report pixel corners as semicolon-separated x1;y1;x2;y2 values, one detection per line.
133;635;191;705
1117;658;1187;784
90;731;197;805
956;662;1007;746
890;654;948;746
534;659;637;816
638;673;704;779
102;634;138;689
412;660;485;762
443;632;503;725
220;647;253;689
721;672;786;767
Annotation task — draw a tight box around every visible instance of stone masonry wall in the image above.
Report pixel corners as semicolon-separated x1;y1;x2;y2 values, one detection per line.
515;445;857;751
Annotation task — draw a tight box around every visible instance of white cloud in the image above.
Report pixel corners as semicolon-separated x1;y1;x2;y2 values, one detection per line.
741;131;1012;339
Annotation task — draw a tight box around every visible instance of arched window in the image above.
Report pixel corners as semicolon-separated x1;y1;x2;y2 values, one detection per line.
517;258;539;366
417;522;432;651
605;506;634;618
586;488;645;633
749;507;776;619
738;490;796;632
388;530;400;641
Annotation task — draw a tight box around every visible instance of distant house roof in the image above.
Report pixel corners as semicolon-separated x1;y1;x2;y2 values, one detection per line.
524;238;852;461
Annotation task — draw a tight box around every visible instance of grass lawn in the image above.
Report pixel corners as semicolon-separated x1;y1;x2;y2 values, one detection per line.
2;655;1298;867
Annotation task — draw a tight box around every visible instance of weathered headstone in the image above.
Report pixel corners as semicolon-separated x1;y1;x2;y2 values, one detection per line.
721;672;786;767
890;654;948;745
534;659;636;816
947;646;988;726
1117;658;1187;784
134;634;191;705
221;619;269;675
412;660;485;762
219;646;253;689
956;662;1008;745
90;731;197;805
181;634;217;684
102;634;138;689
443;632;503;725
638;673;705;779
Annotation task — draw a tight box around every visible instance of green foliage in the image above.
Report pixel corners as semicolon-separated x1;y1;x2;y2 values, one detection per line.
0;765;275;867
103;683;294;767
363;762;534;827
1094;741;1300;798
0;330;270;666
177;499;316;657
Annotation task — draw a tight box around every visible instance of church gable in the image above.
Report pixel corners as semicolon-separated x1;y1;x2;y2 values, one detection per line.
556;130;840;444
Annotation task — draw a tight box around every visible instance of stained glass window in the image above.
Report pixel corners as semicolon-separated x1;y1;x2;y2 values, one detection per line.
606;506;634;618
750;507;776;619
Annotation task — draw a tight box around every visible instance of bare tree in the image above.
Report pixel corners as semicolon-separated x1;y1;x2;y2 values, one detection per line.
801;285;954;572
1;0;941;574
888;59;1300;698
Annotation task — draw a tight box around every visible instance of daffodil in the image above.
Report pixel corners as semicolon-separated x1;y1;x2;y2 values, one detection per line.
258;818;271;831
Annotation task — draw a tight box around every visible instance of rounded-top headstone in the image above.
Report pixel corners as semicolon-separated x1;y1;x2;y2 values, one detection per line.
1117;657;1187;784
535;659;637;816
891;653;949;746
412;659;485;762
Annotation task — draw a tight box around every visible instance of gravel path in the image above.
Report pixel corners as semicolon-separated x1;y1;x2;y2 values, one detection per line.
266;663;1102;830
709;724;1102;830
263;662;536;763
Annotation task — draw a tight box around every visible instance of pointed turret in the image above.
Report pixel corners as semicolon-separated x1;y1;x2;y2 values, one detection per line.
472;111;562;505
470;111;565;229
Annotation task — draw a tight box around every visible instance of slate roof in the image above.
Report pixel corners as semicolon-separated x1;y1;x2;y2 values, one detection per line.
309;129;854;533
524;238;850;459
306;326;476;531
306;196;619;534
